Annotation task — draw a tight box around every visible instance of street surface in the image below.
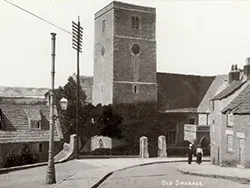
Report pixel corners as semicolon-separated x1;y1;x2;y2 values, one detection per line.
98;163;250;188
0;160;98;188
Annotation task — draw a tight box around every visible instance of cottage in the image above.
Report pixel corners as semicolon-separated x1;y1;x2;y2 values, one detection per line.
0;87;63;167
210;58;250;167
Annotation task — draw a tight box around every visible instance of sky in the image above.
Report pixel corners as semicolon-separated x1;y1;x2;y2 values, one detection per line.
1;0;250;88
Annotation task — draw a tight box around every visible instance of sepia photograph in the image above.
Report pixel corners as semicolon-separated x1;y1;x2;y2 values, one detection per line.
0;0;250;187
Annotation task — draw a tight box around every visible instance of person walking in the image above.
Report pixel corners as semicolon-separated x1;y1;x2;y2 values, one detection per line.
187;144;193;164
196;144;203;165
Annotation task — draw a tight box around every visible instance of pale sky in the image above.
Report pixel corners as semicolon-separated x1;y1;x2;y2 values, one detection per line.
1;0;250;88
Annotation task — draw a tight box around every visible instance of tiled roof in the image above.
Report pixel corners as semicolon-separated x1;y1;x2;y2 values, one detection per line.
0;86;49;97
0;102;62;143
212;81;246;100
222;83;250;114
198;75;228;112
157;72;215;111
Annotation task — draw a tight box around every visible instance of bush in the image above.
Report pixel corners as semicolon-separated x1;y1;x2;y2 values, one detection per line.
3;152;37;168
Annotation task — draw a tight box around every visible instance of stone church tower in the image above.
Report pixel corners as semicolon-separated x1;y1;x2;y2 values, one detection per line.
92;1;157;105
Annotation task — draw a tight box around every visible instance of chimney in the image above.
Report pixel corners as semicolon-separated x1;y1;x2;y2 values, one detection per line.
229;64;240;83
244;57;250;80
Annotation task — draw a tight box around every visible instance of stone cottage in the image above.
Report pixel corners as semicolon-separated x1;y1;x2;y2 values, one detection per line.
210;58;250;167
0;87;63;167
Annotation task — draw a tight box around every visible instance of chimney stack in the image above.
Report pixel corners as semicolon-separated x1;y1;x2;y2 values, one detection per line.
244;57;250;80
229;64;240;83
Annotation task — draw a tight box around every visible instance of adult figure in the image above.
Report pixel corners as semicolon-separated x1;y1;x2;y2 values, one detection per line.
187;143;193;164
196;144;203;165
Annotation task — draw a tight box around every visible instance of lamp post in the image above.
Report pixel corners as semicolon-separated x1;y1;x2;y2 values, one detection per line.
46;33;69;184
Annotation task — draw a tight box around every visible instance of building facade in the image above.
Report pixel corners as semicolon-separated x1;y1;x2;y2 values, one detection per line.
210;59;250;167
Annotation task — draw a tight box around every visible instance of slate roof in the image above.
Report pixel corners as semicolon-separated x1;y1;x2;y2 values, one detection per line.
222;83;250;114
0;102;62;143
198;75;228;113
212;81;246;100
157;72;215;112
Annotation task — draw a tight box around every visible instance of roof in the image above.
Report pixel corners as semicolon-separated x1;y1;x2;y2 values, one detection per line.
0;102;62;143
198;74;228;113
0;86;49;98
212;81;246;100
157;72;215;112
222;83;250;114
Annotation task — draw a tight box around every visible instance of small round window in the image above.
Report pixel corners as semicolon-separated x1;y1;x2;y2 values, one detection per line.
101;46;105;56
131;43;140;55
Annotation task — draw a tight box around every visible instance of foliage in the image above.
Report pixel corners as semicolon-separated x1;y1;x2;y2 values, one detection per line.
3;145;37;168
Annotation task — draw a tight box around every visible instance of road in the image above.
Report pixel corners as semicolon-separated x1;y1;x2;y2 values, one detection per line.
0;160;98;188
98;163;250;188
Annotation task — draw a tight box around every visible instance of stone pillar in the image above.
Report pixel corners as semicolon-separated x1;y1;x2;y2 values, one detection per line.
158;135;167;157
140;136;149;158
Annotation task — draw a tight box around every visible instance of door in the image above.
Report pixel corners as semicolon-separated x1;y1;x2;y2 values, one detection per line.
239;139;244;167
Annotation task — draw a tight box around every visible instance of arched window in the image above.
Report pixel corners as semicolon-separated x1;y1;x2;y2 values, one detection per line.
132;16;139;29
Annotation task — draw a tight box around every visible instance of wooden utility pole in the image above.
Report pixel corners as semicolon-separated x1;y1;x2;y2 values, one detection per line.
72;16;83;159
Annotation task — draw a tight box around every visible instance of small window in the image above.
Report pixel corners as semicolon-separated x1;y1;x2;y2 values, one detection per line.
227;134;233;151
189;118;195;125
132;16;139;29
102;20;106;32
37;121;41;129
133;85;137;93
227;111;234;127
39;143;43;153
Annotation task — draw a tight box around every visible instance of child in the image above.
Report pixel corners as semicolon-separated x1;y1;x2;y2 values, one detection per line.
196;144;203;165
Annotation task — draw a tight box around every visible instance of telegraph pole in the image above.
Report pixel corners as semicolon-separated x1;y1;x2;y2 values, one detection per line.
72;16;83;159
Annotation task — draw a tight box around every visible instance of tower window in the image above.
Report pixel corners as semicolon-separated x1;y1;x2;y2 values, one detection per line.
39;143;43;153
102;20;106;32
131;16;139;29
133;85;137;93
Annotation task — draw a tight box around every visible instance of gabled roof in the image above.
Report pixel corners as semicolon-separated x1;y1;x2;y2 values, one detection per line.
157;72;215;112
212;81;246;100
0;102;62;143
198;74;228;112
222;83;250;114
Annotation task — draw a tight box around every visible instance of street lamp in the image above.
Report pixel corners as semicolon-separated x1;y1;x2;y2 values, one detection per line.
46;33;68;184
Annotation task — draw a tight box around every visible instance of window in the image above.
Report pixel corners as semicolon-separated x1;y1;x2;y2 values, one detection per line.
189;118;195;125
226;111;234;127
167;131;176;145
227;134;233;152
133;85;137;93
131;16;139;29
39;143;43;153
36;121;41;129
102;19;106;32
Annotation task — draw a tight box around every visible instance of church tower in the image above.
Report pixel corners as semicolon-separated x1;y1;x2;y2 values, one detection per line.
93;1;157;105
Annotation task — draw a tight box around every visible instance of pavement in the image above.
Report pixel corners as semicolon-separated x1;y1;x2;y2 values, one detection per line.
177;162;250;183
2;156;250;187
50;157;210;188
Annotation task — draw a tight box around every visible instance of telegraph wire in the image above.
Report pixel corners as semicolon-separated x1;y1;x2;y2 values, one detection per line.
4;0;72;35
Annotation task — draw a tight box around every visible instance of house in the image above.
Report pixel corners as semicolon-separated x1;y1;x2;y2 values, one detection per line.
210;58;250;167
0;87;63;167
